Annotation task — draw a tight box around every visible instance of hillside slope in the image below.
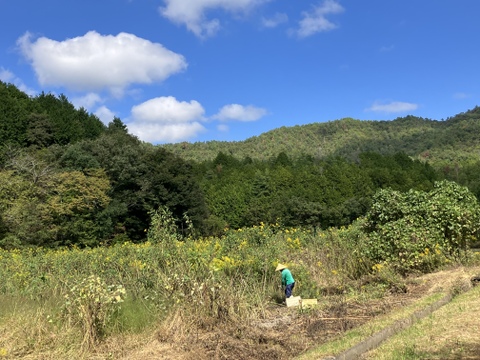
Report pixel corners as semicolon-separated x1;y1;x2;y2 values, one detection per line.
161;107;480;167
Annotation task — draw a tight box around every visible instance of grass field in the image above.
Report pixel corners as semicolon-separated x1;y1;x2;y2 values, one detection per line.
1;221;479;359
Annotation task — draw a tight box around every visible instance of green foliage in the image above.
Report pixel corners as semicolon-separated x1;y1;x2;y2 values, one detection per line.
63;275;126;348
0;153;111;247
2;80;480;251
0;223;354;330
139;146;208;235
0;81;105;148
0;81;32;147
363;180;480;272
1;218;478;354
56;132;208;243
197;151;433;231
147;206;187;243
161;107;480;166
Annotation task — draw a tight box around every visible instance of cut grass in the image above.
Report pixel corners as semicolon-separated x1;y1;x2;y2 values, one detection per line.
295;292;445;360
363;284;480;359
296;266;480;360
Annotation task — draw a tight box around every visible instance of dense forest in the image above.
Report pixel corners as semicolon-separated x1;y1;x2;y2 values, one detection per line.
1;80;480;248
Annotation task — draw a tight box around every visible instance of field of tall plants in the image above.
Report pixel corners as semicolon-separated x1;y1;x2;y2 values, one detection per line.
0;210;376;358
1;181;480;359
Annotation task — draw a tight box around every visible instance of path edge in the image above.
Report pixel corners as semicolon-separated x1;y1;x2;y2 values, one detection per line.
331;293;453;360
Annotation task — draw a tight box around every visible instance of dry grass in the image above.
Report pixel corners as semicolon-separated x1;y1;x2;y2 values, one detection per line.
0;302;81;359
2;266;480;360
363;266;480;359
296;265;480;360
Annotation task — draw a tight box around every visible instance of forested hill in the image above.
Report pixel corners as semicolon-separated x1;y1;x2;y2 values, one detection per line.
0;81;106;147
161;106;480;168
2;77;479;168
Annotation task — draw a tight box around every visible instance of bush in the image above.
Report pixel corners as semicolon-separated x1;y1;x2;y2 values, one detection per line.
63;275;126;349
362;180;480;272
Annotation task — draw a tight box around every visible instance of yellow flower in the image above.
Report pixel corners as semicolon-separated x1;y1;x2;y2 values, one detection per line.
372;263;383;272
129;259;146;270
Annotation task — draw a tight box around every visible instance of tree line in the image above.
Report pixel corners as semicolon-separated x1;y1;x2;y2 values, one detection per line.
196;151;438;234
1;80;479;248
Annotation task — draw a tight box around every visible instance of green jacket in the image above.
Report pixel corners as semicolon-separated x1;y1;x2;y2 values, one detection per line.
281;269;295;286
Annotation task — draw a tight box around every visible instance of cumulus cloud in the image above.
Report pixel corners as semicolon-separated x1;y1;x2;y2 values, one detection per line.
296;0;344;38
71;93;103;110
131;96;205;123
16;31;187;95
159;0;268;38
128;96;206;143
95;106;116;125
128;122;205;143
262;13;288;28
213;104;267;121
366;101;418;113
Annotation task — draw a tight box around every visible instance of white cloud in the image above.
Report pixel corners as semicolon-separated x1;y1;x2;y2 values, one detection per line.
296;0;344;38
217;124;229;132
366;101;418;113
131;96;205;123
128;96;206;143
213;104;267;121
128;122;205;143
71;93;103;110
95;106;116;125
262;13;288;28
0;67;36;96
159;0;268;38
0;67;14;83
17;31;187;95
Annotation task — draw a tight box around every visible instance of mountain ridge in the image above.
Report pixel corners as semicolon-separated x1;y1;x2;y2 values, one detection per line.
160;107;480;167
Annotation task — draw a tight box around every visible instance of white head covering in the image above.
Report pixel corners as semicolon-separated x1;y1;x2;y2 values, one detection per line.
275;263;287;271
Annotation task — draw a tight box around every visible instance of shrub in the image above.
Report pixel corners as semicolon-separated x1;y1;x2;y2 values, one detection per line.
362;180;480;273
63;275;126;349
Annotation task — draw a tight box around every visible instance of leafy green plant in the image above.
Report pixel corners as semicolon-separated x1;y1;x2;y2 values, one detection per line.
147;206;186;243
362;180;480;273
63;275;126;349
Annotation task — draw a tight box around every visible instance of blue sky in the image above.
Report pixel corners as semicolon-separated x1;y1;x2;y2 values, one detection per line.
1;0;479;144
